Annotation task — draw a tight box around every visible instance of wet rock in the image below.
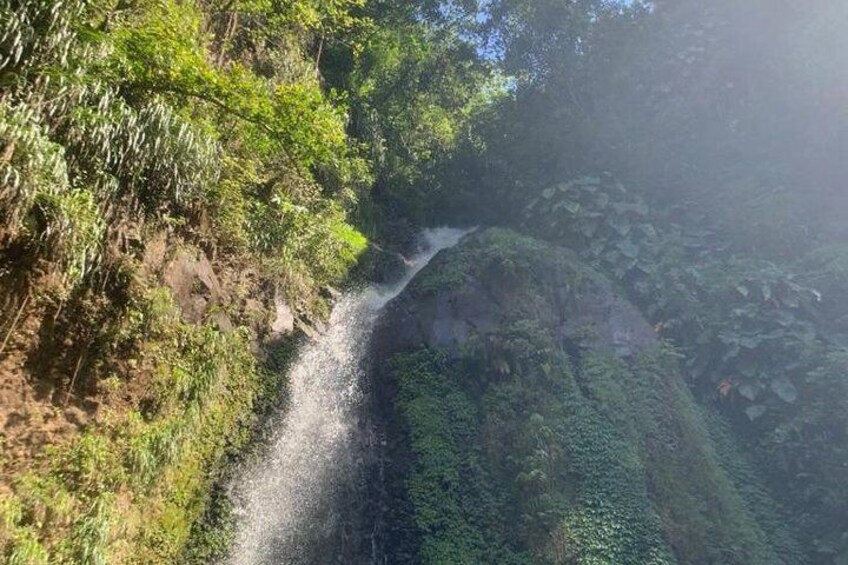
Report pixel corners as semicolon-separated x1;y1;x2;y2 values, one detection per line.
320;285;342;301
357;243;410;285
375;227;655;360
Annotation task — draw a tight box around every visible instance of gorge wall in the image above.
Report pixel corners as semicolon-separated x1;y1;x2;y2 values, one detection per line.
368;228;801;564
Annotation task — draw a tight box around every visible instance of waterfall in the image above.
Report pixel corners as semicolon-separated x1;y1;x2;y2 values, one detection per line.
227;228;469;565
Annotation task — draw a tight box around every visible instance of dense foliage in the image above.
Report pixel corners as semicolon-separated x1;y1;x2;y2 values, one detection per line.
0;0;486;562
377;230;800;564
0;0;376;303
1;286;262;564
408;3;848;561
3;0;847;562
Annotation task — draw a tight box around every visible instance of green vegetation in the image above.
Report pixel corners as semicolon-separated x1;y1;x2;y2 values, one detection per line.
3;0;848;562
378;230;801;564
405;2;848;560
0;0;486;561
0;0;374;303
1;286;259;563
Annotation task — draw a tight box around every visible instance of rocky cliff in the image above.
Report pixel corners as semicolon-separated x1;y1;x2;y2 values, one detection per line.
368;228;800;564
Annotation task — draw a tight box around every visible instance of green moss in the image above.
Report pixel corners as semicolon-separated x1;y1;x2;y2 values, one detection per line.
1;286;262;564
388;341;675;564
703;410;803;562
411;229;595;324
180;483;238;564
593;349;787;564
388;337;799;564
381;231;800;564
180;337;299;564
390;351;530;564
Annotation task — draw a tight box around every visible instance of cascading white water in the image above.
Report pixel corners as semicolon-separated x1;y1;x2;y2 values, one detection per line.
227;228;469;565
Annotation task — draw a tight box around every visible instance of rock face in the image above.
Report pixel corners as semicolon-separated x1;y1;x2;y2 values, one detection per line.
377;228;656;359
163;249;226;324
356;243;411;285
367;229;800;565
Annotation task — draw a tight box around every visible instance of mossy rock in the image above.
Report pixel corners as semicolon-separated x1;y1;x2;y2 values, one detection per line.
368;228;800;564
376;228;657;360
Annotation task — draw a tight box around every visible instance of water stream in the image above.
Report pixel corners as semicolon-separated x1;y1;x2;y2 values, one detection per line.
227;228;468;565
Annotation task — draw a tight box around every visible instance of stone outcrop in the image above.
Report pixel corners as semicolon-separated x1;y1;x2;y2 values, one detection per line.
366;228;799;565
376;228;656;360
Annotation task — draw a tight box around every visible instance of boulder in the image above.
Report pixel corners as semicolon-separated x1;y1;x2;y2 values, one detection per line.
376;227;656;360
162;249;225;324
364;228;797;565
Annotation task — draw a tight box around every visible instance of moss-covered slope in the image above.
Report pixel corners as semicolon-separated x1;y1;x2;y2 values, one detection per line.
370;228;800;564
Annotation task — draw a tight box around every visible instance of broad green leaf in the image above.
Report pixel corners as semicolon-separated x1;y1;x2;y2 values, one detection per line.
745;405;767;421
738;383;758;402
770;377;798;404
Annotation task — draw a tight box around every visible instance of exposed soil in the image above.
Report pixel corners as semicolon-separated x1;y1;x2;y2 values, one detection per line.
0;294;100;495
0;232;290;498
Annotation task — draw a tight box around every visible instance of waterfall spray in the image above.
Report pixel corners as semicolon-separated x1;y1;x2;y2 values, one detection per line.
228;228;469;565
